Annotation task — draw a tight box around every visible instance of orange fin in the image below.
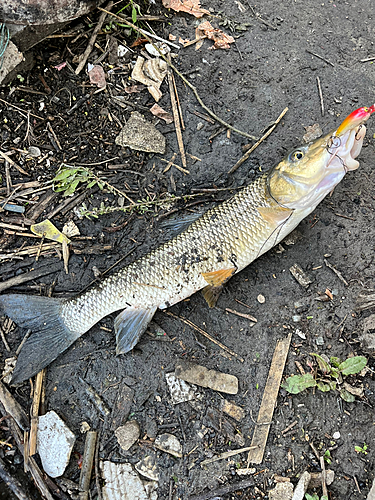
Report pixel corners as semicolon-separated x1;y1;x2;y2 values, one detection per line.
201;267;236;287
256;206;293;226
202;285;223;308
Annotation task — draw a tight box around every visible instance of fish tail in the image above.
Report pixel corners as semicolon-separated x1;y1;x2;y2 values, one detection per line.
0;294;80;385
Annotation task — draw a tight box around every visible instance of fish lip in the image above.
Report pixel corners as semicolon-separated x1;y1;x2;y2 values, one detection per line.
328;124;366;172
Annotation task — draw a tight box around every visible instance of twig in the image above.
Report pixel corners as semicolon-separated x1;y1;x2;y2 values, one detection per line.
162;153;177;173
79;431;98;500
360;55;375;63
0;381;29;431
0;97;44;120
94;430;102;500
309;441;320;461
324;258;348;286
281;420;298;435
353;475;361;494
167;55;188;172
0;457;31;500
0;262;62;293
228;107;288;174
98;8;258;141
225;308;257;323
28;369;45;457
200;446;257;466
188;479;254;500
316;76;324;116
0;324;10;352
46;122;61;151
165;311;244;362
319;456;328;498
0;150;29;176
306;49;334;67
75;1;114;74
171;68;185;130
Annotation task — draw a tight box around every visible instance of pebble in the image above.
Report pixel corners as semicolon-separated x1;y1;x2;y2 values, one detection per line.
154;433;182;458
316;336;325;346
28;146;41;158
269;481;293;500
115;421;140;451
332;431;341;440
257;294;266;304
37;411;75;478
135;454;159;481
165;372;197;404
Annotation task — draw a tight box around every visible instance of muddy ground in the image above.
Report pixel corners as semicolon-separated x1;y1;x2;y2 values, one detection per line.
0;0;375;498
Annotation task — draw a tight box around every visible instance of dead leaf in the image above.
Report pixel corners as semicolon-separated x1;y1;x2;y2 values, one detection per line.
150;103;174;124
196;21;235;50
303;123;322;143
31;220;71;245
169;34;177;41
88;64;106;88
124;85;144;94
162;0;210;18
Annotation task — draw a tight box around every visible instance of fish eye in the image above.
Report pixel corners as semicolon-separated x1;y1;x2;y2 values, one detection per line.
289;150;304;162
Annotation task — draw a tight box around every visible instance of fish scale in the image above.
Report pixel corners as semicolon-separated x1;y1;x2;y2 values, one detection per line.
1;105;373;384
61;175;274;335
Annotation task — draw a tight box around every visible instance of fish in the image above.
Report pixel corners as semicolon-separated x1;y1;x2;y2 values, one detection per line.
1;105;374;384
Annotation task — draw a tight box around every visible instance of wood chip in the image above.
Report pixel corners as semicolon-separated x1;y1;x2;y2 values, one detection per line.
175;360;238;394
247;332;292;464
289;263;313;288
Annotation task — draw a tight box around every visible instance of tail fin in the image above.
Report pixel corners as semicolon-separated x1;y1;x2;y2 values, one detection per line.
0;294;80;385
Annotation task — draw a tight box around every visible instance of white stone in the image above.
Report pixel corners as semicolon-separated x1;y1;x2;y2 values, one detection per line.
115;421;140;451
37;411;75;478
101;461;158;500
154;433;182;458
332;431;341;440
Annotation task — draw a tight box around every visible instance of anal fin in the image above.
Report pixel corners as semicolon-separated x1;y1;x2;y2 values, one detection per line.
202;285;224;308
201;267;236;287
114;306;157;354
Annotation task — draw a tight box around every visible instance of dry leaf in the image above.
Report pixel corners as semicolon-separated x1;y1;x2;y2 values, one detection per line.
88;64;106;88
196;21;235;50
31;219;71;244
169;34;177;41
162;0;209;18
150;103;174;124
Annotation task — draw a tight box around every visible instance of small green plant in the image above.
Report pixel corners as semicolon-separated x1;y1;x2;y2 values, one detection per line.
117;1;141;25
53;165;103;196
323;449;331;465
305;494;328;500
355;442;368;455
282;353;367;402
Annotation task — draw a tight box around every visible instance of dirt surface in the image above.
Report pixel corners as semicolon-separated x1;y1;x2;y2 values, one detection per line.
0;1;375;499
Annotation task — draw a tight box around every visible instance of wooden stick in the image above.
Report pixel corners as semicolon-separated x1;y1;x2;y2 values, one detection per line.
167;55;188;173
316;76;325;116
0;150;29;176
228;107;288;174
247;331;292;464
75;1;114;75
0;380;29;431
165;311;244;362
0;262;62;292
306;49;334;67
28;369;46;457
79;431;98;500
319;456;328;498
171;70;185;130
225;308;257;323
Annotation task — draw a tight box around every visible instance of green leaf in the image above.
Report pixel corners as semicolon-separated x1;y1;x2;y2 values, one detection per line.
316;381;331;392
305;494;319;500
282;373;316;394
328;380;337;391
132;5;137;23
64;179;80;196
87;180;97;189
53;168;78;181
330;367;340;379
310;353;331;374
338;356;367;376
330;356;342;367
339;388;355;402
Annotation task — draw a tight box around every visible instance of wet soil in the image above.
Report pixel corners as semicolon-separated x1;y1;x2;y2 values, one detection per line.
0;0;375;498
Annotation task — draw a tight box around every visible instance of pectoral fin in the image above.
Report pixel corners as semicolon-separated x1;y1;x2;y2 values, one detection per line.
202;285;224;308
256;206;293;226
201;267;236;287
114;306;157;354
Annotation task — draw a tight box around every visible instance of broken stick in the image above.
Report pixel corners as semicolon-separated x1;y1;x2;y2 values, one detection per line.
247;331;292;464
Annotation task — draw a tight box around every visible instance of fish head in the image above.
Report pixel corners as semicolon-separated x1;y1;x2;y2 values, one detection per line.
267;105;375;210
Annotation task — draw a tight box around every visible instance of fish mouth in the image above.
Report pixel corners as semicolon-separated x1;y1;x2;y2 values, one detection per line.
328;124;366;172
